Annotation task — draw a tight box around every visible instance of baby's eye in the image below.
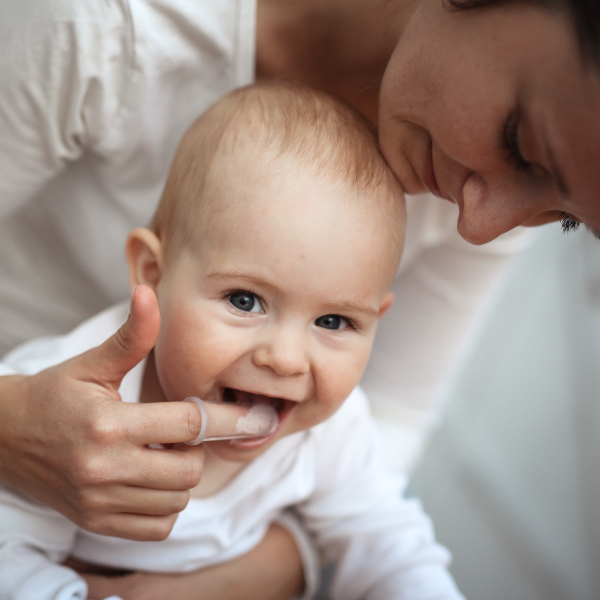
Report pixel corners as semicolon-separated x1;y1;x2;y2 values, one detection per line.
315;314;350;330
228;291;264;313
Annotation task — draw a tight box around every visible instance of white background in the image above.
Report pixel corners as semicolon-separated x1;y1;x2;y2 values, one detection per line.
412;224;600;600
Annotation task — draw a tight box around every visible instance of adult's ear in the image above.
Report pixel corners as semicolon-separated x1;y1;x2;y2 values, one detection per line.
125;228;164;292
378;292;395;318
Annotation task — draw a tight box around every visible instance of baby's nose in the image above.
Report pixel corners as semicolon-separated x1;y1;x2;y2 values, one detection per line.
252;330;310;377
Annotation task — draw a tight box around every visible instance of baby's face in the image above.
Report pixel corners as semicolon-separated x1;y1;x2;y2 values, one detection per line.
147;158;402;462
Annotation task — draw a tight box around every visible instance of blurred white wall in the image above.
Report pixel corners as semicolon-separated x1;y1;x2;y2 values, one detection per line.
412;225;600;600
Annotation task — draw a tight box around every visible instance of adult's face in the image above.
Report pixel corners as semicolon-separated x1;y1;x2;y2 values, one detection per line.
379;0;600;244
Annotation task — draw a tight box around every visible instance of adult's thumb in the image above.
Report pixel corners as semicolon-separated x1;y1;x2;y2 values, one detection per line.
76;285;161;390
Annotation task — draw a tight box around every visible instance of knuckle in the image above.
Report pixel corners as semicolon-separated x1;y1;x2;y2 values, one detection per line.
172;491;190;513
149;517;176;541
69;453;111;488
68;458;94;488
76;512;107;535
78;490;105;513
87;411;127;445
186;405;202;439
112;323;132;355
184;455;203;489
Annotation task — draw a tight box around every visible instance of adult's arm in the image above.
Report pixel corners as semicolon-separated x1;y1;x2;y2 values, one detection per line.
78;524;303;600
361;194;534;473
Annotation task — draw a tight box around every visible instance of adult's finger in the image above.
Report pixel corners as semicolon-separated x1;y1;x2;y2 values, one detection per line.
73;284;161;390
113;400;204;446
118;399;273;446
76;442;205;491
95;512;183;541
69;484;191;517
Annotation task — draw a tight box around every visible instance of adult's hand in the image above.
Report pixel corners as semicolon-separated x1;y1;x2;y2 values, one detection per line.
77;523;304;600
0;285;205;541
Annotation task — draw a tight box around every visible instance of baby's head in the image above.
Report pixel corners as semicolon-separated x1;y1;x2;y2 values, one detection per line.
127;81;405;461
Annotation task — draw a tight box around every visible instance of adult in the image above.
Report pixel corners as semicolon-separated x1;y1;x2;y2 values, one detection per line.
0;0;598;597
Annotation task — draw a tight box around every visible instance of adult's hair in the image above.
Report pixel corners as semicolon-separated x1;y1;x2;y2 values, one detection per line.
449;0;600;65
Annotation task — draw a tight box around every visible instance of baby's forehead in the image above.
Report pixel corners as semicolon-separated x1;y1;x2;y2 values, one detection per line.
197;151;404;264
206;145;401;213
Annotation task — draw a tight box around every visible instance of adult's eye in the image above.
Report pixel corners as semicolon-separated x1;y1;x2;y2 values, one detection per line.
228;292;264;313
315;314;349;330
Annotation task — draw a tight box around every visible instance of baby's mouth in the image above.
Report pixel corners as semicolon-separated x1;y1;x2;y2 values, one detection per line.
221;388;298;438
210;387;289;449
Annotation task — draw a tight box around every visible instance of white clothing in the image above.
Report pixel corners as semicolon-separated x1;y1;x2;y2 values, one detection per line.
0;0;531;472
0;303;464;600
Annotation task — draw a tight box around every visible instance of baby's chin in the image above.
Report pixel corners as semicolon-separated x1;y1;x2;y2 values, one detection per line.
203;436;278;463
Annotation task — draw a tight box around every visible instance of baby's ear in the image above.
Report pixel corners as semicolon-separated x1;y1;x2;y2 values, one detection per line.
378;292;394;318
125;228;164;291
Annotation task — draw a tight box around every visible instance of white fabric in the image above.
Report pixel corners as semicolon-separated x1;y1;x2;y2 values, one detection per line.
0;0;256;353
0;303;464;600
363;196;532;472
0;0;530;473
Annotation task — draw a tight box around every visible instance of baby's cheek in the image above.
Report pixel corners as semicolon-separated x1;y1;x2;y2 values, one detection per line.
319;351;373;415
317;363;362;412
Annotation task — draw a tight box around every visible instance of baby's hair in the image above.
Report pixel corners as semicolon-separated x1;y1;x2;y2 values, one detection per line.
151;81;401;255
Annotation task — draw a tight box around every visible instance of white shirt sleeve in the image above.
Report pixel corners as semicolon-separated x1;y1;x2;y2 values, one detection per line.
298;389;465;600
0;485;122;600
0;0;134;221
361;194;534;473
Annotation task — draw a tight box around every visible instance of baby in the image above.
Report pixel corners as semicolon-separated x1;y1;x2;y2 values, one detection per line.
0;82;463;600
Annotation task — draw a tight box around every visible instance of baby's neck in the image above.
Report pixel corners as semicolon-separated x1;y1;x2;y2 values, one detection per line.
190;449;247;498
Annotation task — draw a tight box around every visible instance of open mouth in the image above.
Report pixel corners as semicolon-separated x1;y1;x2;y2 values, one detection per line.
219;387;295;449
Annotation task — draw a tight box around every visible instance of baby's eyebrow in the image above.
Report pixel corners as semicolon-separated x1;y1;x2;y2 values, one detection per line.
330;300;379;318
206;270;275;289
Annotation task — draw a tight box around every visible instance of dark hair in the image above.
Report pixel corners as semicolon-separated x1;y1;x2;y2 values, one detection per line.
449;0;600;65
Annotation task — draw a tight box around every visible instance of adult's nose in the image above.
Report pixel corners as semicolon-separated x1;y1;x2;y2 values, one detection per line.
457;172;553;245
252;325;310;377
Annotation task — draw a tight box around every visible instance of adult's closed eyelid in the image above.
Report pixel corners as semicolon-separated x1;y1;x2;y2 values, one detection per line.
503;111;530;171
